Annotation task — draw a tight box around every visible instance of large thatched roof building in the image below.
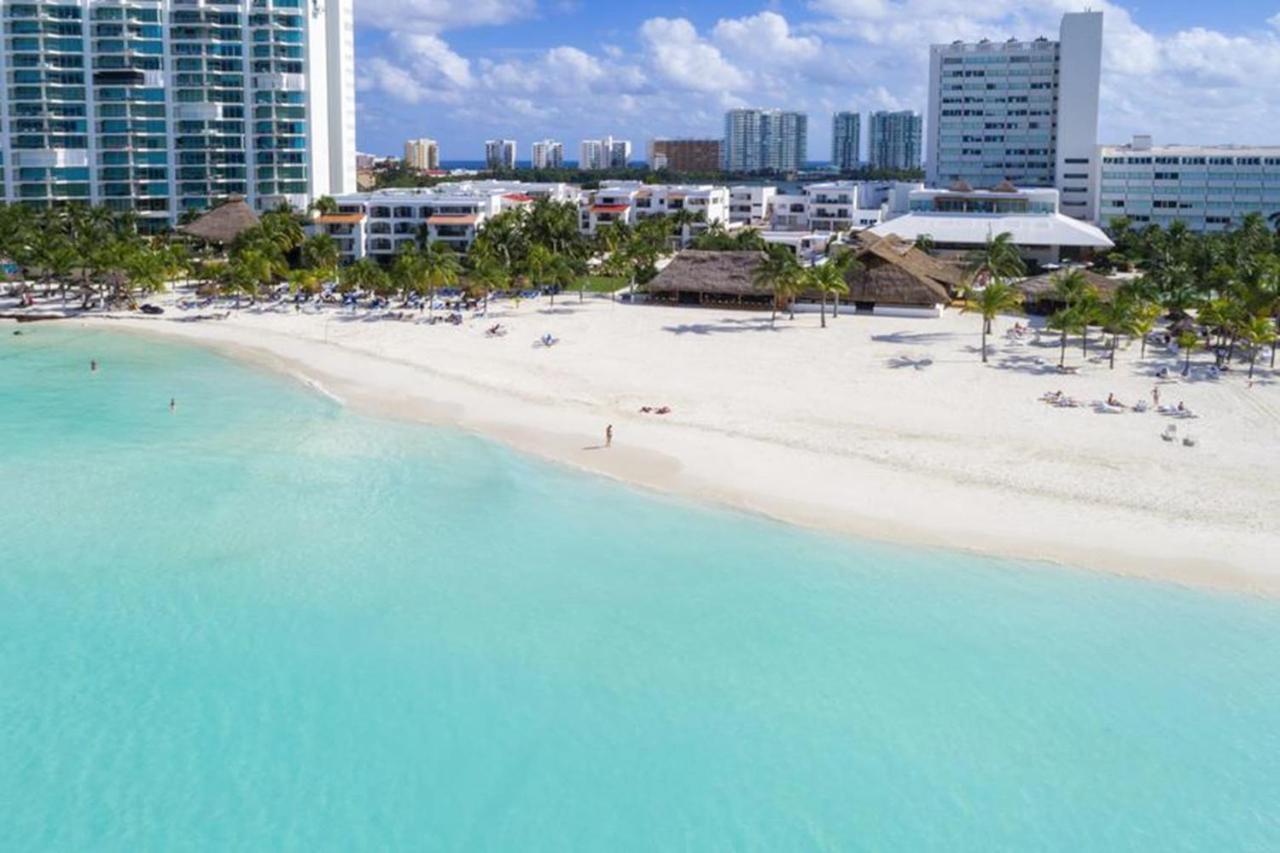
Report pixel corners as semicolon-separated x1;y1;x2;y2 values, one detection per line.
644;251;771;307
1015;269;1123;315
177;198;260;246
819;233;963;317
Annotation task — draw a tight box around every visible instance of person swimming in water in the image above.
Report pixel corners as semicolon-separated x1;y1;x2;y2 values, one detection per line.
90;359;98;372
169;397;176;412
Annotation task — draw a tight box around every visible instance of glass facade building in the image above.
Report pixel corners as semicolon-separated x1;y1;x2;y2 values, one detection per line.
868;110;922;172
0;0;354;229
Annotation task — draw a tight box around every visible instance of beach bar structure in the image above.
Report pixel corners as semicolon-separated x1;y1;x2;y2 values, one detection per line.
830;234;963;318
643;251;773;308
1015;268;1122;315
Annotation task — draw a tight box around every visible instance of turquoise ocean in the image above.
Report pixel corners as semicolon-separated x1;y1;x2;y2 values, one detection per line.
2;326;1278;850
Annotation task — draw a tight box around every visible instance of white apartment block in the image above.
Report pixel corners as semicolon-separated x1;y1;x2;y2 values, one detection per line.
314;181;581;261
484;139;517;171
728;185;776;224
770;182;885;232
404;138;439;171
579;181;730;236
1095;136;1280;232
531;139;563;170
927;11;1102;220
0;0;356;230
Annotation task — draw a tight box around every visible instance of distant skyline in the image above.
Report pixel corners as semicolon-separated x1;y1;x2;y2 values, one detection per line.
353;0;1280;161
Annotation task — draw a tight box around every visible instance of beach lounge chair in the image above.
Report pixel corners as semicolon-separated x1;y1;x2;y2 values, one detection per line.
1183;436;1198;447
1161;426;1178;442
1133;400;1150;413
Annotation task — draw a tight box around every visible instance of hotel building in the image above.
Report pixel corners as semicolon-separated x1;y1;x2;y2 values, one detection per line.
531;139;563;170
404;138;439;171
580;180;730;236
868;111;922;172
646;138;721;173
1094;136;1280;232
723;109;807;174
927;11;1102;220
831;112;861;172
0;0;356;230
314;181;581;261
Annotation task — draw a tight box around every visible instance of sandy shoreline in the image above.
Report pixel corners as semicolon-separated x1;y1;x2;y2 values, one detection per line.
16;295;1279;595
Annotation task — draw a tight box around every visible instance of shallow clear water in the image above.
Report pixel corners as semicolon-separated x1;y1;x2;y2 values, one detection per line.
2;326;1278;850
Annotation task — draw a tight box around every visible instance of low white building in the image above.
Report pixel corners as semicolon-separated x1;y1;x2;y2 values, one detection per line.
580;181;731;236
869;184;1113;267
770;182;887;232
317;182;580;261
728;185;777;224
1095;135;1280;232
759;231;835;264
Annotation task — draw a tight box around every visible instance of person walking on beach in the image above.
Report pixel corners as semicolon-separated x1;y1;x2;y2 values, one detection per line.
605;424;613;449
1152;386;1160;407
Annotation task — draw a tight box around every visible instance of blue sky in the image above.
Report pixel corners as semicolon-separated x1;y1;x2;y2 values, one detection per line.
352;0;1280;161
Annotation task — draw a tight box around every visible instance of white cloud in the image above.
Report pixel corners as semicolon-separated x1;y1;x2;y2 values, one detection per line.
639;18;749;93
354;0;534;33
712;12;822;65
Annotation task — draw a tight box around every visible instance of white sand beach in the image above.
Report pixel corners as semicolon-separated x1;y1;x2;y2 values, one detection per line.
49;295;1280;594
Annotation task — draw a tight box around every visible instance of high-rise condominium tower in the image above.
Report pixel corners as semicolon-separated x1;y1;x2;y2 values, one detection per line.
0;0;356;230
868;111;922;171
927;11;1102;219
723;109;808;173
578;136;630;171
404;138;439;171
531;140;564;169
831;112;861;172
484;139;517;171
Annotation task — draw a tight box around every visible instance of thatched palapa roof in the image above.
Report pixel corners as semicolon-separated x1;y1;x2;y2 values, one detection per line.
177;198;260;245
645;250;769;297
1016;269;1122;303
833;233;962;307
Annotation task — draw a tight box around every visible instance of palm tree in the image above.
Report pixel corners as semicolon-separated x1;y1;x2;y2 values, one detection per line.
1177;330;1199;376
299;234;340;281
806;262;849;329
309;196;339;217
391;245;427;303
827;249;863;318
525;243;554;303
468;255;509;316
962;280;1024;363
965;231;1025;289
1048;305;1084;369
421;241;461;318
753;250;801;326
913;234;935;256
1096;293;1140;370
340;258;385;297
1240;316;1276;379
1129;298;1163;360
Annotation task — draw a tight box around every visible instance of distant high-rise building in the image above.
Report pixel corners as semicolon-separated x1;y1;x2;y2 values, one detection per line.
579;136;631;170
723;109;808;173
831;113;862;172
0;0;356;229
647;139;723;173
927;11;1103;219
404;138;440;171
868;111;922;171
484;139;518;171
531;140;564;170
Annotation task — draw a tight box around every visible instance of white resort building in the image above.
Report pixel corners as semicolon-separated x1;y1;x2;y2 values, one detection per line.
867;183;1113;267
579;181;730;236
728;185;776;224
314;181;580;261
1094;136;1280;232
770;182;886;232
